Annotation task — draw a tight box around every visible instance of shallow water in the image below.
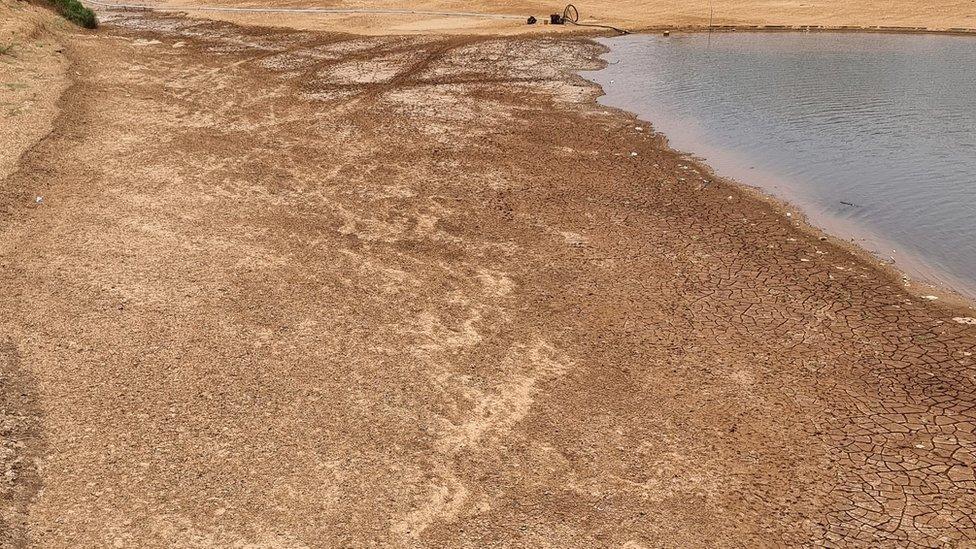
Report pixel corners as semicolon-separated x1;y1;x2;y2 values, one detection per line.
587;32;976;298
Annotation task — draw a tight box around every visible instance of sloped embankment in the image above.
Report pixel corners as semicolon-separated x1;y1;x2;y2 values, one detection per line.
0;0;70;545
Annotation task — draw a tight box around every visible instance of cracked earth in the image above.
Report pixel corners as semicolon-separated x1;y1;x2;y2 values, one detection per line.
1;5;975;548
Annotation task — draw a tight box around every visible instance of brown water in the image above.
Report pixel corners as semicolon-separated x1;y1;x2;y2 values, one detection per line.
587;32;976;299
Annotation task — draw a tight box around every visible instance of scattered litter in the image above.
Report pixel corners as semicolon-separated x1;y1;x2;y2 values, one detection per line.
630;152;638;157
786;212;792;217
921;295;939;301
173;41;186;48
133;39;163;47
840;200;861;207
953;317;976;325
800;258;811;262
34;196;43;205
635;126;644;132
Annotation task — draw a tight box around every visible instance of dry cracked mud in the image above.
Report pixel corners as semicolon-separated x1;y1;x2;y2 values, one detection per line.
1;7;975;548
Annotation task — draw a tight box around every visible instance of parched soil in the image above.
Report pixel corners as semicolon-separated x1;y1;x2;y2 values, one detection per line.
1;8;975;548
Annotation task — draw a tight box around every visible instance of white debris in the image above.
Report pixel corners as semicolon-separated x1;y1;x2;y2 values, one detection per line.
952;317;976;325
34;196;43;204
921;295;939;300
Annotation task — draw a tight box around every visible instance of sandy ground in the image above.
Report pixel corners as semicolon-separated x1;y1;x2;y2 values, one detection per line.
2;1;976;547
132;0;976;35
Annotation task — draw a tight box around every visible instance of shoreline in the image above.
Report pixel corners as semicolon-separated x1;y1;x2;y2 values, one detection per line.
578;34;976;312
629;24;976;36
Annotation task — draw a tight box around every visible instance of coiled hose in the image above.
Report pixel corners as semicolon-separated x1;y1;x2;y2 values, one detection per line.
561;4;630;35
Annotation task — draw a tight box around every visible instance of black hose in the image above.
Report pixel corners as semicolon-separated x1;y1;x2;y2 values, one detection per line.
562;3;629;35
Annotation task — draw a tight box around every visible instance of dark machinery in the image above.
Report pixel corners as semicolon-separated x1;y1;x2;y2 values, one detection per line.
543;4;629;34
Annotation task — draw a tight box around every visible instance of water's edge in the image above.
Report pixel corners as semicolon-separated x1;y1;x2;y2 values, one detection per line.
579;33;976;306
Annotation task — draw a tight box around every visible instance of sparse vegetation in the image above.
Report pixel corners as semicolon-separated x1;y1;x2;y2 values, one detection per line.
0;43;15;56
48;0;97;28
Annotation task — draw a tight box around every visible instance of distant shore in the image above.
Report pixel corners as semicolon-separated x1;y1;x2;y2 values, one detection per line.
112;0;976;36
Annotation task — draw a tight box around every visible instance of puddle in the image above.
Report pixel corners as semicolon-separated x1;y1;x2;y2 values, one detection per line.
586;32;976;299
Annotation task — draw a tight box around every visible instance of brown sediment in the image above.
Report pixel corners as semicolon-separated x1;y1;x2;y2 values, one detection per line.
0;341;45;549
1;5;975;549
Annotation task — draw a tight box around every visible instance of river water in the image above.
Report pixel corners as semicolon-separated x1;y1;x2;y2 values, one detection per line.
586;32;976;298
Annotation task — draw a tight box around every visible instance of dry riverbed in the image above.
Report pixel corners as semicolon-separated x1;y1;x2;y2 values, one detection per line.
1;3;976;547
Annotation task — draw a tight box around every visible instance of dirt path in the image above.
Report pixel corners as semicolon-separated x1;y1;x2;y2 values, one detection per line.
1;9;975;548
